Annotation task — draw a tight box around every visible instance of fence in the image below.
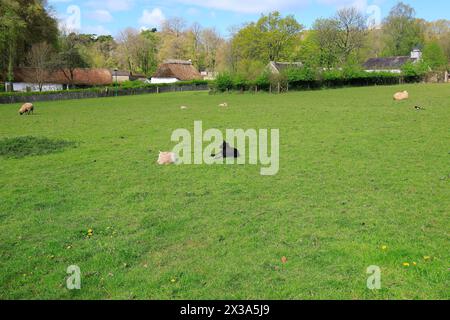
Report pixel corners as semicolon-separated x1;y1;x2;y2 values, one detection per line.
0;84;209;104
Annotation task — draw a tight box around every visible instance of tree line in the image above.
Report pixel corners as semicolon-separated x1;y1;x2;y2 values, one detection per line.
1;1;449;90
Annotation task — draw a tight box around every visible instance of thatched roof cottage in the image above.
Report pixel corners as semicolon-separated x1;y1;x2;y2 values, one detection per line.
13;68;113;92
151;60;202;84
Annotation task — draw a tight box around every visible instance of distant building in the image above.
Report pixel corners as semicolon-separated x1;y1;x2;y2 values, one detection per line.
267;61;303;74
111;70;131;83
363;48;422;73
151;60;202;84
200;70;217;81
111;70;149;83
13;68;113;92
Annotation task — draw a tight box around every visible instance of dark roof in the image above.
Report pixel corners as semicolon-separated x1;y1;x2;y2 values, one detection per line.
152;60;201;81
363;56;414;70
14;68;113;85
112;70;131;77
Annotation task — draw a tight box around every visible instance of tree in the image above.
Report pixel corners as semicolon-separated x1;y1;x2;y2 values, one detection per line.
334;8;368;62
116;28;159;75
0;0;26;83
26;42;53;91
232;12;303;63
382;2;424;56
312;7;367;67
424;19;450;64
0;0;58;83
423;41;448;70
312;19;341;68
53;33;88;88
201;28;223;71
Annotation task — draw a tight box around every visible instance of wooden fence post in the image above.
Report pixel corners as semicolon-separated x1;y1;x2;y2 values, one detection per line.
277;82;281;94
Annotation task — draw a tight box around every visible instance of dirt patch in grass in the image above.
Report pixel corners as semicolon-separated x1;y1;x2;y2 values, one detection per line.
0;136;76;159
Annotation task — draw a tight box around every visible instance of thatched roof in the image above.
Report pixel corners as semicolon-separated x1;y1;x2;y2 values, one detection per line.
14;68;113;85
268;61;303;74
363;56;414;70
152;60;201;81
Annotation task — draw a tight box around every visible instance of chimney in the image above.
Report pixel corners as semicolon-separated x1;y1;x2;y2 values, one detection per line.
411;48;422;60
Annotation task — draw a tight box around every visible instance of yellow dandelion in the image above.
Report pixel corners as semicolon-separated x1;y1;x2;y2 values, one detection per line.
413;262;417;266
171;278;176;283
381;245;388;251
402;262;410;267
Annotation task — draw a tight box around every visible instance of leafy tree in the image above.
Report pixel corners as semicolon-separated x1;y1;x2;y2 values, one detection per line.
232;12;303;63
0;0;26;83
52;33;88;88
0;0;58;83
423;41;448;70
383;2;424;56
312;7;367;67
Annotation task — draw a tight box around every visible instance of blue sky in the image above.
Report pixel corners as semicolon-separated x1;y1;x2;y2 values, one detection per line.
49;0;450;38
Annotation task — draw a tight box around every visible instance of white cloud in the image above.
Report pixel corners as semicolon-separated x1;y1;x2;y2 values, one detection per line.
87;10;113;23
139;8;166;28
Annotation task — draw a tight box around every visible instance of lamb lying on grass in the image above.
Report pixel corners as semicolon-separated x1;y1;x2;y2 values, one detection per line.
393;91;409;101
219;102;228;107
19;103;34;115
180;106;188;110
157;151;178;165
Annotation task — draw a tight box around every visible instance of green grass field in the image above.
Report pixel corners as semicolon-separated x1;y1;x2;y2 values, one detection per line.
0;84;449;300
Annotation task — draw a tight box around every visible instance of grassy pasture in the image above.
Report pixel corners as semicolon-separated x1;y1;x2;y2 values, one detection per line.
0;84;449;299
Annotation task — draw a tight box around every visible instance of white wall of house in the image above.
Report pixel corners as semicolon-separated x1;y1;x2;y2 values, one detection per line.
364;69;402;74
150;77;179;84
13;82;64;92
114;76;130;83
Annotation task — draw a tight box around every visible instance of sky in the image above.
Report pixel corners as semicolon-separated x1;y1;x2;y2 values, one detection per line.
49;0;450;38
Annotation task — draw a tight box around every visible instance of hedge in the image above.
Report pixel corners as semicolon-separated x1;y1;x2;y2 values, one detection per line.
212;68;425;92
0;80;210;98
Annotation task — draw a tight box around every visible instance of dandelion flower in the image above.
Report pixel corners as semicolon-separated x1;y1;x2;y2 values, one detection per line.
402;262;410;267
381;245;388;251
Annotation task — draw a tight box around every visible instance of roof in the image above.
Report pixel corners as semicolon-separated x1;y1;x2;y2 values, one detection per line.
363;56;414;70
268;61;303;74
14;68;113;85
152;60;201;81
112;70;131;77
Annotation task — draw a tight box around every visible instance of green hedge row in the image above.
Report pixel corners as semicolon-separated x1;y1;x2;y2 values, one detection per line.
213;68;425;92
0;80;210;98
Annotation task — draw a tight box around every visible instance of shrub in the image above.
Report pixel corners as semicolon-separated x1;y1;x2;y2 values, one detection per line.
215;73;234;92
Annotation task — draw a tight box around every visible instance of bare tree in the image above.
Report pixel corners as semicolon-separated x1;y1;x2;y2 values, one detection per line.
161;17;187;38
334;7;368;62
26;42;53;91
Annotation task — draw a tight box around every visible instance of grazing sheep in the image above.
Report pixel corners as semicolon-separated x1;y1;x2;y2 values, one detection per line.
393;91;409;101
19;103;34;115
219;102;228;107
180;106;188;110
157;151;177;165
